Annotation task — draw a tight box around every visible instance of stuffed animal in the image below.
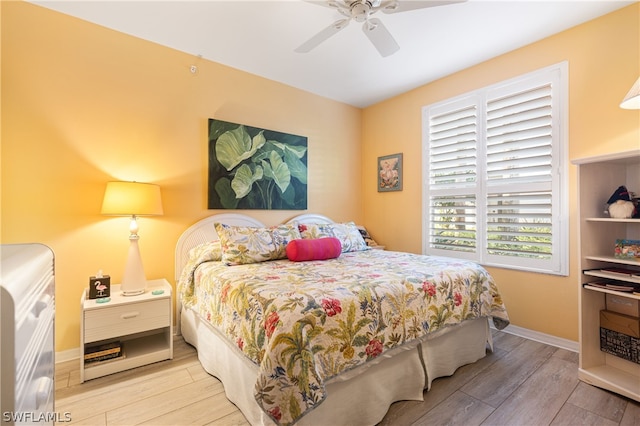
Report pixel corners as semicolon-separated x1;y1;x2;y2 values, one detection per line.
606;185;636;219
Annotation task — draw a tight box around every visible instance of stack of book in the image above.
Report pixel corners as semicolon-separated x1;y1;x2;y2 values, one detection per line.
84;341;123;364
585;280;640;294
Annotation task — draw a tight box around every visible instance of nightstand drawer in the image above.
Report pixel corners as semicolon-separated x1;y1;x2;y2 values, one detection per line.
84;299;170;343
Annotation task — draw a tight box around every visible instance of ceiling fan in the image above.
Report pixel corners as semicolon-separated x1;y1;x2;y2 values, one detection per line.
295;0;466;57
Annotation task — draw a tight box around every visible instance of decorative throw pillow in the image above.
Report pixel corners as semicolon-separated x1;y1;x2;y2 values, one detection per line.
330;222;369;252
188;240;222;262
215;223;274;265
356;225;379;247
270;224;303;259
286;238;342;262
297;223;335;240
297;221;369;253
214;223;301;265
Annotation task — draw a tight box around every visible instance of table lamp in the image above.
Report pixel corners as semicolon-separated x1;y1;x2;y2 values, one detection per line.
101;181;163;296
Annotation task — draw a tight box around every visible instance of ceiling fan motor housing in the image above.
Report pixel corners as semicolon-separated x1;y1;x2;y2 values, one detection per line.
350;1;373;22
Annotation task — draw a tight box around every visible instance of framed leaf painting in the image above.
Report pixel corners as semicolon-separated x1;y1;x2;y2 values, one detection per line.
208;119;308;210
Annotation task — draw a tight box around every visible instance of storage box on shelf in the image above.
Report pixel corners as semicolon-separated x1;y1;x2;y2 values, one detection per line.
600;308;640;365
573;149;640;402
600;310;640;338
600;327;640;364
80;279;173;382
606;293;640;317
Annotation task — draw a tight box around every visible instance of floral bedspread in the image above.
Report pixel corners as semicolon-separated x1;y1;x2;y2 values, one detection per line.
179;246;509;425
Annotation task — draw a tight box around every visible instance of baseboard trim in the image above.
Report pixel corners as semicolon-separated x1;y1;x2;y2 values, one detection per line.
495;323;579;353
56;347;80;363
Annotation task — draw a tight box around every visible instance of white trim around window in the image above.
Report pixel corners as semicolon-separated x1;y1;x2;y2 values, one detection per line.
422;62;568;276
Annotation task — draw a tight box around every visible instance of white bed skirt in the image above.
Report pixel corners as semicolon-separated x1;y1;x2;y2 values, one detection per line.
181;307;491;425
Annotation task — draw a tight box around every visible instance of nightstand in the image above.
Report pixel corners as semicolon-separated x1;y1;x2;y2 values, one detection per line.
80;278;173;382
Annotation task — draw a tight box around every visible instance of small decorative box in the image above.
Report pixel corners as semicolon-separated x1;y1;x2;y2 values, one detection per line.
600;327;640;364
89;274;111;299
614;239;640;260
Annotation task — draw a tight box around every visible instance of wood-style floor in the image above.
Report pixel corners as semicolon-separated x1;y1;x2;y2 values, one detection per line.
55;330;640;425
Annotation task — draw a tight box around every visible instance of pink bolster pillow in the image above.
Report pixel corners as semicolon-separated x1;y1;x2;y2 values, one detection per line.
286;238;342;262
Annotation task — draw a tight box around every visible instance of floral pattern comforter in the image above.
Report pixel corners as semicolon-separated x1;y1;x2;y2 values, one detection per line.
179;247;509;425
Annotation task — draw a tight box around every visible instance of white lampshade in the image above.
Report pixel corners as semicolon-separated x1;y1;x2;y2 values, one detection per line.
620;77;640;110
101;181;163;296
101;181;163;216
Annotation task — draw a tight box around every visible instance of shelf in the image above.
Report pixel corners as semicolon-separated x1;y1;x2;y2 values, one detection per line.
585;255;640;266
83;332;171;381
583;270;640;284
583;285;640;299
579;365;640;402
586;218;640;223
575;150;639;403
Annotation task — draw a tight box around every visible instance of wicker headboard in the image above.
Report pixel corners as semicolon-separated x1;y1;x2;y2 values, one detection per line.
174;213;265;283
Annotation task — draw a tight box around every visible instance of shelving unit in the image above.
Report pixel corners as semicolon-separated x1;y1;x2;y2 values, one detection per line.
80;279;173;382
573;150;640;402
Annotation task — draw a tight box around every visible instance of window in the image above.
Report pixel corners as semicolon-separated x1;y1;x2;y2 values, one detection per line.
422;63;568;275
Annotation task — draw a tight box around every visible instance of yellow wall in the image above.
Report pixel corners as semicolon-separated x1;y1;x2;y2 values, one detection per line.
362;4;640;341
2;2;639;352
1;1;362;352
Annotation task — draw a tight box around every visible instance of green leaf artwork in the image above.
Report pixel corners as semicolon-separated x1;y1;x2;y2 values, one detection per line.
208;119;308;210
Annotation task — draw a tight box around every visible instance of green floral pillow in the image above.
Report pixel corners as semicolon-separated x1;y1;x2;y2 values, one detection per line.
297;223;335;239
215;223;301;265
330;222;369;252
298;221;369;253
270;224;303;259
187;240;222;262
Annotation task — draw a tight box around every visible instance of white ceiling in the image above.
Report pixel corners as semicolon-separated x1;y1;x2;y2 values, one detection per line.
31;0;635;108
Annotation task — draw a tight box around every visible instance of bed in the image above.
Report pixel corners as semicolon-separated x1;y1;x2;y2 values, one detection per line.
175;213;509;425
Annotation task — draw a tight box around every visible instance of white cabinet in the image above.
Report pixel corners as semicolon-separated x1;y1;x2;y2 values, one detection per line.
573;150;640;402
80;279;173;382
1;244;55;425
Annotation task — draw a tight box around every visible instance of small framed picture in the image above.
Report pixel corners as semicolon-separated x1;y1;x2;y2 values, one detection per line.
89;275;110;299
377;153;403;192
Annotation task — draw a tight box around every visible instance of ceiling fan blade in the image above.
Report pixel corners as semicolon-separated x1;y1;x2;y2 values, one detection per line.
295;19;350;53
362;18;399;57
302;0;351;14
301;0;345;8
379;0;467;14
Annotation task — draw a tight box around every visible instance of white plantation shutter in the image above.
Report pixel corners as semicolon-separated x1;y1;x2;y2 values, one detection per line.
486;83;553;185
429;194;477;253
428;101;478;187
423;63;568;275
426;97;480;259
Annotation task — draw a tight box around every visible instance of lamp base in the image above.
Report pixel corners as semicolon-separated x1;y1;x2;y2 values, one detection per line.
121;231;148;297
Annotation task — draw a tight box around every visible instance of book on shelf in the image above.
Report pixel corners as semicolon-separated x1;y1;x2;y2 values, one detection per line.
585;267;640;279
85;350;125;364
584;279;640;293
84;341;122;361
